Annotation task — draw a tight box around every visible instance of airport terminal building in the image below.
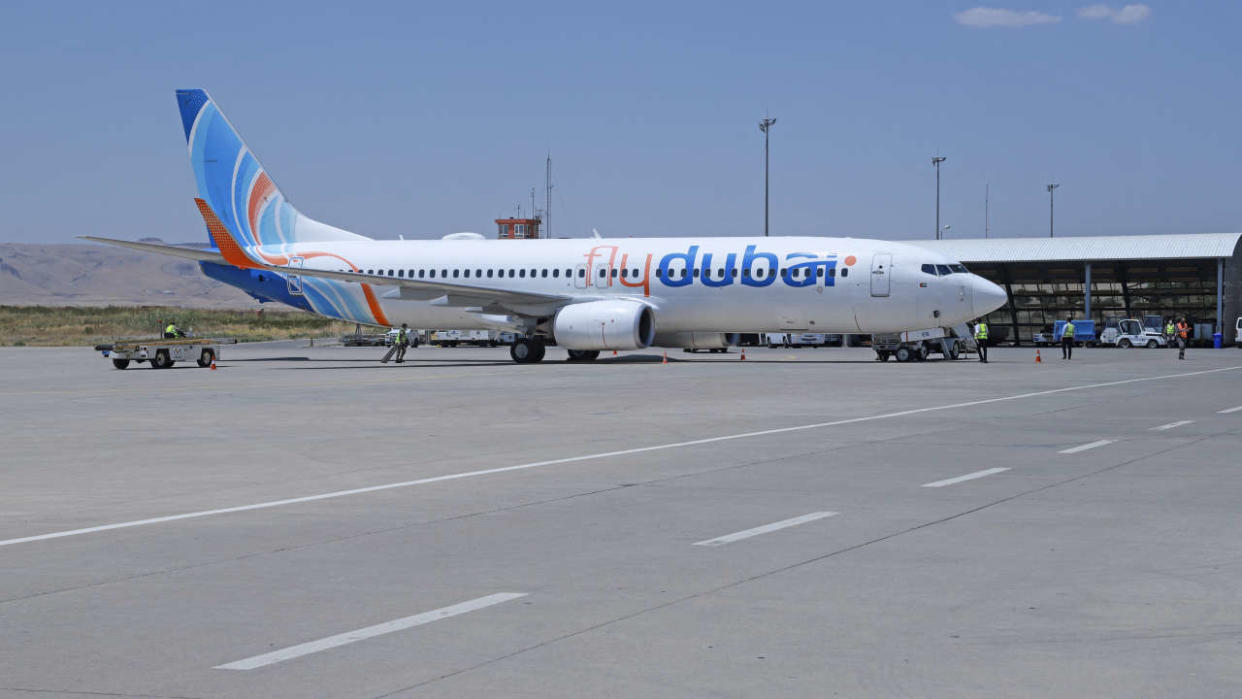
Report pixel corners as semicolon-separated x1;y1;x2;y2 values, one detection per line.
915;233;1242;346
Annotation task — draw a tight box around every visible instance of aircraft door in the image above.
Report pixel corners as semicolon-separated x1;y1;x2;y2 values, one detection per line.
870;253;891;297
287;256;304;296
574;263;589;289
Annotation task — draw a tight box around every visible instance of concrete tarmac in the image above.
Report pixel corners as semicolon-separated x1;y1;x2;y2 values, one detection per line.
1;342;1241;698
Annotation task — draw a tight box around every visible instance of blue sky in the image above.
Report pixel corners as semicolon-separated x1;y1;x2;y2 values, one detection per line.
1;1;1238;244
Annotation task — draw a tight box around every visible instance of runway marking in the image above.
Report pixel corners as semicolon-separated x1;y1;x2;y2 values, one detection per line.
693;511;837;546
1;365;1238;549
922;468;1010;488
1151;420;1194;431
214;593;526;670
1218;406;1242;414
1058;439;1115;454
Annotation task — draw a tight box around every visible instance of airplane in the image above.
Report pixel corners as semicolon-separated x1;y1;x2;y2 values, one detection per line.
85;89;1008;364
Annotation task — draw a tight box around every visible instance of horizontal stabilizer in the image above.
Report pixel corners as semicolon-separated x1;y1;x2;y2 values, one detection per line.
79;236;227;264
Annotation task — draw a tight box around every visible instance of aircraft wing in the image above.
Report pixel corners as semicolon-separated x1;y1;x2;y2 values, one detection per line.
82;236;573;310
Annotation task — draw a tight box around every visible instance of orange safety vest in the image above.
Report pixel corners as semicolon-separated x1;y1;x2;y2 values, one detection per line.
1176;323;1189;339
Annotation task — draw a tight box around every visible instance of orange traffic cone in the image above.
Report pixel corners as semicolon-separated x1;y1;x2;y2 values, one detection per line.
1035;349;1041;364
613;350;618;357
662;352;668;365
740;348;747;361
210;360;217;370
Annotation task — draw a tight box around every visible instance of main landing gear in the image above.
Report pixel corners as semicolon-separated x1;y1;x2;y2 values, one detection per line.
510;337;546;364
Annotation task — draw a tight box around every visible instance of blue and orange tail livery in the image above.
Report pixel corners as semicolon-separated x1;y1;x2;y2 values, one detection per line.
176;89;366;248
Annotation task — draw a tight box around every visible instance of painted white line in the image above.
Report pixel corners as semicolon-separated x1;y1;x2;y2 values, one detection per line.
2;365;1238;549
693;511;837;547
921;468;1010;488
1058;439;1115;455
1218;406;1242;414
1151;420;1194;431
215;593;526;670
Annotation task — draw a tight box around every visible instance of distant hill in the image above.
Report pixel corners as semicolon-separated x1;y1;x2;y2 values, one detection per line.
0;241;257;308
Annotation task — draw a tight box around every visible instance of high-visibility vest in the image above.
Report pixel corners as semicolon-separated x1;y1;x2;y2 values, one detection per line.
1062;322;1075;339
974;323;988;340
1165;323;1175;335
165;324;178;336
397;329;407;345
1177;323;1189;339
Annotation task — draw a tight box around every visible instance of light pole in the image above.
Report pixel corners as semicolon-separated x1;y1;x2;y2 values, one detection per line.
941;225;951;238
932;156;947;239
1046;183;1060;238
759;118;777;236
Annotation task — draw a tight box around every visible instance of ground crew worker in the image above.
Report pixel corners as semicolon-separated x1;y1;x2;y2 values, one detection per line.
1176;317;1190;360
163;321;185;339
394;323;410;363
1061;317;1076;360
974;319;989;363
1164;319;1176;345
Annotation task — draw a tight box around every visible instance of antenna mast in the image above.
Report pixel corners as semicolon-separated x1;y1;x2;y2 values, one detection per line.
545;154;552;239
985;183;990;239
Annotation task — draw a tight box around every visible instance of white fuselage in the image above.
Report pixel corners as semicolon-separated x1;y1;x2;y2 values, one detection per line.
268;236;1004;336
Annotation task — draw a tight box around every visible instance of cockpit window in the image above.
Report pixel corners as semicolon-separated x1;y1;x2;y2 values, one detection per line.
949;263;969;273
935;264;952;276
921;264;938;276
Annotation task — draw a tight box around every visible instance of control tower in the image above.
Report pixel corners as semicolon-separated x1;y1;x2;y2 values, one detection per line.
495;217;541;239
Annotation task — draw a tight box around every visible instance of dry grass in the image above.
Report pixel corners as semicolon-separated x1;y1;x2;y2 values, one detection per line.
0;305;362;346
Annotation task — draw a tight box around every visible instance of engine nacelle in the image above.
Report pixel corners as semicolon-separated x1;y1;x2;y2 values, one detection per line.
553;300;656;351
652;332;739;350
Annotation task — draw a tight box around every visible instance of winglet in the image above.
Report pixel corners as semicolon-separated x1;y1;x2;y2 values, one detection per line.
194;198;261;269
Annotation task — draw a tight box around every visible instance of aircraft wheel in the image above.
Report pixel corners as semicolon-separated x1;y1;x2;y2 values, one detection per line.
511;338;546;364
112;359;130;370
567;349;599;362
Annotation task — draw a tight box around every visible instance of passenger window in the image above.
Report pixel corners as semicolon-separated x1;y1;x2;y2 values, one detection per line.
487;269;493;278
731;269;738;278
829;267;836;277
842;268;849;277
817;268;824;278
441;269;448;277
367;269;373;275
599;269;606;278
541;269;548;278
693;269;700;278
520;269;526;278
398;269;404;278
577;268;585;278
508;269;515;277
453;269;460;278
418;270;425;278
476;269;482;277
553;269;559;278
408;270;414;277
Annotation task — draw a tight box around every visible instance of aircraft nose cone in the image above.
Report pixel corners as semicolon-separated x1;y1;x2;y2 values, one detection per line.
972;276;1007;316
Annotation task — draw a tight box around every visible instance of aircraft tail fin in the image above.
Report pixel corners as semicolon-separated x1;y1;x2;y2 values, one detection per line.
175;89;369;248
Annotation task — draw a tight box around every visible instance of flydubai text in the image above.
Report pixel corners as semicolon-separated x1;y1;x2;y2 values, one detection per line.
583;244;853;296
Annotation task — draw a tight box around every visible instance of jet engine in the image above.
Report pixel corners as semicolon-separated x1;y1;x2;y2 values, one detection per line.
553;300;656;351
652;332;739;350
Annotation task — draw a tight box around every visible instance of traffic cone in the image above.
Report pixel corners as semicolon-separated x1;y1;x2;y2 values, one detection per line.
210;360;217;370
613;350;618;357
662;351;668;365
740;348;747;361
1035;349;1041;364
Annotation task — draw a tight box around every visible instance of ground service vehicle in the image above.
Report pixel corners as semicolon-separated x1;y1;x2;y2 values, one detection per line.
1100;319;1167;348
873;326;971;362
1052;320;1097;346
95;337;236;369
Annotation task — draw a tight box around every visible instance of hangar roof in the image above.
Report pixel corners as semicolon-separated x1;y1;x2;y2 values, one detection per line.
910;233;1242;264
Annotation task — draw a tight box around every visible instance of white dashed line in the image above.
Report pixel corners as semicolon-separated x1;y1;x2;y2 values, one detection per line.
1151;420;1193;431
1218;406;1242;414
922;468;1010;488
1058;439;1115;454
693;511;838;546
215;593;527;670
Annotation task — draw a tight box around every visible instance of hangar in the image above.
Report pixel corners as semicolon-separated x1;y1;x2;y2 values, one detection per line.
914;233;1242;346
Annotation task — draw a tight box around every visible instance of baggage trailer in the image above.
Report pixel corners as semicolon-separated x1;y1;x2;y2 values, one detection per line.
94;337;237;370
